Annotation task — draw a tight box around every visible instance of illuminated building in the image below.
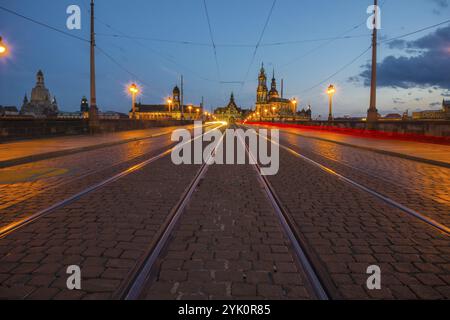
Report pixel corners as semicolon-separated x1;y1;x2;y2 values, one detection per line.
130;85;202;120
254;63;311;121
412;100;450;120
20;70;59;118
214;93;243;123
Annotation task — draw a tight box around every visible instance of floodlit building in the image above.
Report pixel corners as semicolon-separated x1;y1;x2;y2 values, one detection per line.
131;85;202;120
20;70;59;118
412;100;450;120
214;93;243;123
254;63;311;121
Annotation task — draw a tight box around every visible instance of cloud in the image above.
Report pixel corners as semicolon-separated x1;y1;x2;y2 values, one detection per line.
429;102;441;108
393;98;405;104
431;0;449;14
387;39;406;50
431;0;449;8
355;25;450;90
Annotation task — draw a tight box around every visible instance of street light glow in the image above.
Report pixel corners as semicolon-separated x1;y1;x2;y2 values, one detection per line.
0;37;8;57
327;84;336;96
129;83;139;95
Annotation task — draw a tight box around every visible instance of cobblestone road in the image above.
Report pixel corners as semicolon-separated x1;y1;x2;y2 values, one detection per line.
266;140;450;299
140;137;315;300
277;130;450;227
0;125;448;300
0;125;206;230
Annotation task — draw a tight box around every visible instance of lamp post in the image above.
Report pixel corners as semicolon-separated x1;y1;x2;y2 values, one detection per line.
367;0;379;124
327;84;336;122
292;98;298;116
0;37;8;57
188;105;193;119
167;98;173;113
129;83;139;119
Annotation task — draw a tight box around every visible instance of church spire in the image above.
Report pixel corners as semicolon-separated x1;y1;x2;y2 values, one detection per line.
271;68;277;90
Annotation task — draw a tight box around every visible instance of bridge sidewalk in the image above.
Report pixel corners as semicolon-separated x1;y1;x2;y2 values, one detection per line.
0;127;182;168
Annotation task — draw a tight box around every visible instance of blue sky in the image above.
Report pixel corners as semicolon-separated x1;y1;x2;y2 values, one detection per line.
0;0;449;117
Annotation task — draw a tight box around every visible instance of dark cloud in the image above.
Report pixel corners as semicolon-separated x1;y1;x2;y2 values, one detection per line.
429;102;441;108
356;25;450;90
432;0;449;8
387;39;406;50
431;0;449;14
393;98;405;104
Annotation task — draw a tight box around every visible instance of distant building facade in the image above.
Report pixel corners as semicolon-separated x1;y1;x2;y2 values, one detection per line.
0;106;19;117
131;85;202;120
21;70;59;118
214;93;243;123
412;100;450;120
254;63;311;121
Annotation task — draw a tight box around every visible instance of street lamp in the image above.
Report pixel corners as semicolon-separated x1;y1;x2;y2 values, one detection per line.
0;37;8;57
128;83;140;119
167;98;173;113
291;98;298;111
327;84;336;122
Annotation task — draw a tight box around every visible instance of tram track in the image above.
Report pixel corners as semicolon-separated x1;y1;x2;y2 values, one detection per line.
243;125;450;235
119;129;226;300
238;133;331;300
0;123;225;240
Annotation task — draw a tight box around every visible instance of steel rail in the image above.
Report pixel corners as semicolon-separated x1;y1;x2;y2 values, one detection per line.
251;128;450;236
237;134;330;300
123;131;226;300
0;124;225;239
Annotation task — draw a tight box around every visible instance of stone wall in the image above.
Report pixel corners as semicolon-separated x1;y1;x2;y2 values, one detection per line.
0;118;194;141
269;120;450;138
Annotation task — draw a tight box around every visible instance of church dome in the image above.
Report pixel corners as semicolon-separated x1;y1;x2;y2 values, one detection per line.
173;86;180;94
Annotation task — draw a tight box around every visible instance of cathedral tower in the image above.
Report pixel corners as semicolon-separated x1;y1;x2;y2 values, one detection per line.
257;63;268;103
172;85;181;111
269;69;279;99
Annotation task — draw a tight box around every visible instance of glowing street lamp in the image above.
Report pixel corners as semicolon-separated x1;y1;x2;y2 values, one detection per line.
128;83;140;119
0;37;8;57
327;84;336;122
167;98;173;113
291;98;298;111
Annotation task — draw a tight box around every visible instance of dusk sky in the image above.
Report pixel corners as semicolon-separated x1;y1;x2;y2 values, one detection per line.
0;0;449;117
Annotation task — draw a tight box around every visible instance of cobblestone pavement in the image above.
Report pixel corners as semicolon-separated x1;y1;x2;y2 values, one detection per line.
141;137;315;300
0;126;205;230
267;144;450;299
0;124;448;300
276;131;450;228
0;152;202;299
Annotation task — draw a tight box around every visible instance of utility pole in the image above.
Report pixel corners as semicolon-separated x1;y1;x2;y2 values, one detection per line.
181;75;184;120
89;0;99;130
367;0;379;124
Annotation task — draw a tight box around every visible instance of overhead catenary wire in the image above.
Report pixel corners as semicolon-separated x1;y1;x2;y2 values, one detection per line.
380;19;450;44
0;5;89;43
301;45;372;94
203;0;222;82
241;0;278;87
